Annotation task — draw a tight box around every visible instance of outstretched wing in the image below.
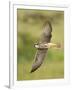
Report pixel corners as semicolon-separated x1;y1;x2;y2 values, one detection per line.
30;21;52;73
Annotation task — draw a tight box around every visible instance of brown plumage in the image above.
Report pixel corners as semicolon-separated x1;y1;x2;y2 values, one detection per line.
30;21;52;73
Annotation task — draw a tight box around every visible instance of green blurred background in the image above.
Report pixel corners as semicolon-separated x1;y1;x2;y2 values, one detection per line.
17;9;64;80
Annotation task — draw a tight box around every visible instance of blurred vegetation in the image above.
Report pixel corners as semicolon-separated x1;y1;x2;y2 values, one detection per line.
17;9;64;80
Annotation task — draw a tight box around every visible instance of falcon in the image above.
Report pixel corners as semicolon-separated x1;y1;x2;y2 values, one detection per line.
30;21;61;73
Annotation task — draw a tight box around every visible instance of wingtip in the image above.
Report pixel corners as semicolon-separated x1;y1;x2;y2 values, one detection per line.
30;70;33;73
30;70;34;73
30;67;38;73
30;68;36;73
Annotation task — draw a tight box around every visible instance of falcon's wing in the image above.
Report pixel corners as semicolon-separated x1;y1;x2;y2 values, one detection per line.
30;21;52;73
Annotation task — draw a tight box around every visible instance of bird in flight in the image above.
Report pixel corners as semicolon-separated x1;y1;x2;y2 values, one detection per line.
30;21;61;73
